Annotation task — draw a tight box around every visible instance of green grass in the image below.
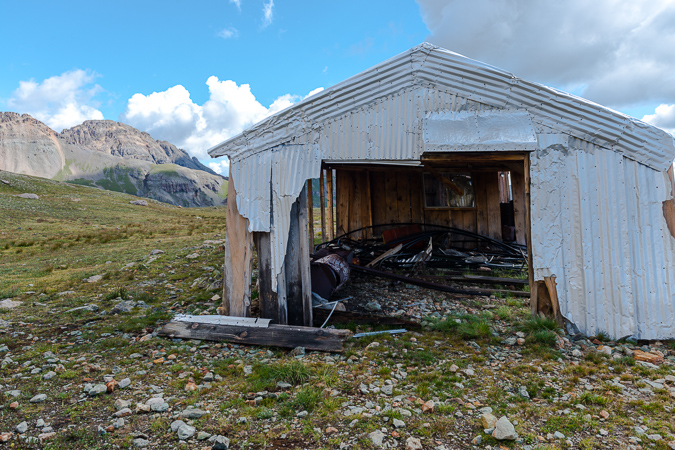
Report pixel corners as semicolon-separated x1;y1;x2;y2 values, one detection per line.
247;360;312;391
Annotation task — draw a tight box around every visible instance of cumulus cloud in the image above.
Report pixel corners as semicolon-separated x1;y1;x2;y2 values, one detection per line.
305;87;324;98
208;160;231;176
218;27;239;39
262;0;274;27
643;104;675;135
120;77;318;160
417;0;675;108
7;69;104;131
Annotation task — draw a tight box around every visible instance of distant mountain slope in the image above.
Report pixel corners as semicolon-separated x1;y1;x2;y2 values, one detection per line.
0;112;226;207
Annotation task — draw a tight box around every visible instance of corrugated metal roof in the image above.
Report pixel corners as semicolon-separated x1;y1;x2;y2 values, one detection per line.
209;42;675;171
531;141;675;339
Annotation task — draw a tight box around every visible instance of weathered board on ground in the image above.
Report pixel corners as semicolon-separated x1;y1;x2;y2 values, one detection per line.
158;321;352;352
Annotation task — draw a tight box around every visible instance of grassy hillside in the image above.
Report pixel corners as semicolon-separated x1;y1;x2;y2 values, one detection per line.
0;171;225;296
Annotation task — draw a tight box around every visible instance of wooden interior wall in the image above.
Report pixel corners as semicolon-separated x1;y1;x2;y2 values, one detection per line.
335;168;504;239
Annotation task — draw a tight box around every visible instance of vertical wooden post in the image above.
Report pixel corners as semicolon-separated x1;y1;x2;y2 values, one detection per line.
319;168;327;243
254;232;283;323
326;169;335;240
222;174;253;317
511;169;527;246
284;185;313;327
307;179;314;251
524;154;537;317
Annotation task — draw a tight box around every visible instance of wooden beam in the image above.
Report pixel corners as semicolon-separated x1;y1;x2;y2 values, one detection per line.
422;152;527;163
366;244;403;268
158;321;352;352
222;174;253;317
485;172;502;239
319;168;327;243
524;154;537;317
423;163;464;196
326;169;335;240
511;168;527;246
544;276;564;328
254;232;281;324
306;179;314;249
284;185;313;327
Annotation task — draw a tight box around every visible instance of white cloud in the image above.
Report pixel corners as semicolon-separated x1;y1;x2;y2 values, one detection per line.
120;78;316;160
417;0;675;108
262;0;274;27
230;0;241;10
643;104;675;135
218;27;239;39
208;160;231;176
305;87;324;98
7;69;104;131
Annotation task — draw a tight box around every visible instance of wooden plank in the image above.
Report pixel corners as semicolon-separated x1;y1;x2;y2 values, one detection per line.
396;172;412;223
544;276;564;328
158;321;352;352
409;171;424;224
319;169;327;243
222;174;253;317
254;232;280;323
384;170;399;224
284;186;313;327
366;244;403;268
307;179;314;248
524;154;537;318
485;172;502;239
463;209;477;234
351;171;363;239
370;171;388;226
326;169;335;240
511;168;527;245
422;152;527;163
474;172;489;237
363;170;373;239
336;170;350;236
424;209;450;228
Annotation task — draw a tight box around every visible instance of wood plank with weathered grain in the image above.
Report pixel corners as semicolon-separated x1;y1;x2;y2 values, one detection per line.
222;174;253;317
326;169;335;240
485;172;502;239
158;321;352;352
319;169;327;243
511;168;527;245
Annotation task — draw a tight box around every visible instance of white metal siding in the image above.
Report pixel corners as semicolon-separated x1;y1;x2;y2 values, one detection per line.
531;142;675;339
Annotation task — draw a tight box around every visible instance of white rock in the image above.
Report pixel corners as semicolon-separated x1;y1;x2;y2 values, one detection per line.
492;416;517;440
369;430;386;447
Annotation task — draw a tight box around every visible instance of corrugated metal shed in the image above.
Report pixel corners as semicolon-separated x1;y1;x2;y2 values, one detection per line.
210;42;675;339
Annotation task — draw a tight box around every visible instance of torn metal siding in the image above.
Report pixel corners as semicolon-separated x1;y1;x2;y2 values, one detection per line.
531;141;675;339
231;145;321;290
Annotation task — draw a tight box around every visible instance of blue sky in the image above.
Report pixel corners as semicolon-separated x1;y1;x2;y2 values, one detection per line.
2;0;674;175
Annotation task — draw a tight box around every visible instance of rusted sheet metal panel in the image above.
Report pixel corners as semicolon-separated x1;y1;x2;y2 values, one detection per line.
531;141;675;339
209;43;675;171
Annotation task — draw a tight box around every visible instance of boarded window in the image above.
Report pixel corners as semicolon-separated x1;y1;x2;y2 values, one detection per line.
423;172;475;208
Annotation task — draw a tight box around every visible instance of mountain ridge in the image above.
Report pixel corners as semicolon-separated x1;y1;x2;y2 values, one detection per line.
0;112;227;207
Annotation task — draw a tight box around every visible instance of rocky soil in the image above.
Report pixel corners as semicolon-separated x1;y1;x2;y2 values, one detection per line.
0;172;674;450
